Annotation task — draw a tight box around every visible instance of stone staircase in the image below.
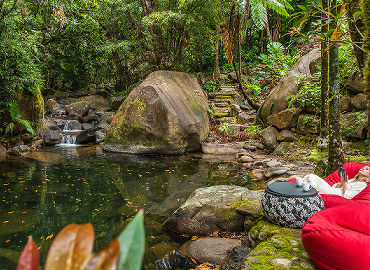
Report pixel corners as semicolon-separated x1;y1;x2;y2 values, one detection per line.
208;85;239;124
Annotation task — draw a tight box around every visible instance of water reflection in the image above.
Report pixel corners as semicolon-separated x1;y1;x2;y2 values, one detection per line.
0;146;246;269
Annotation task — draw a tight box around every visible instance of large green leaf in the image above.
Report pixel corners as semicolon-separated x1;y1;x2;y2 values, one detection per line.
117;210;145;270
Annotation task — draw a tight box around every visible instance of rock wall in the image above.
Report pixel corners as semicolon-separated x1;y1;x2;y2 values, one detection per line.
104;70;210;154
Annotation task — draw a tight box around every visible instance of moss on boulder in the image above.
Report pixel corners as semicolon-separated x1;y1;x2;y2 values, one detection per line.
104;71;209;154
240;220;316;270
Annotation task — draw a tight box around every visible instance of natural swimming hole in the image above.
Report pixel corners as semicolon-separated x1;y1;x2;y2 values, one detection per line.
0;146;250;269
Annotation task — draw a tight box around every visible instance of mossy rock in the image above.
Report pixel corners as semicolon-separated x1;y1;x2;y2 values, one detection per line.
341;112;367;139
12;88;44;136
104;71;209;154
296;114;319;135
240;220;316;269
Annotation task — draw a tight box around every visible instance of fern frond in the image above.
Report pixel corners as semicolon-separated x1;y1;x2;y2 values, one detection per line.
260;0;292;17
251;0;268;30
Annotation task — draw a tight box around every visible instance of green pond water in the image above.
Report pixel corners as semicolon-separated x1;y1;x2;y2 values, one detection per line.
0;146;252;269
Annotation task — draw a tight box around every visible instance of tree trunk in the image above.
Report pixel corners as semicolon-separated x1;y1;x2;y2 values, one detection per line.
362;0;370;153
213;36;221;80
347;0;365;73
327;0;345;174
319;0;329;147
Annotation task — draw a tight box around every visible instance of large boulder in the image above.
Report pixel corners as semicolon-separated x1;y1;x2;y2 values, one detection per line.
351;93;367;110
256;49;321;124
104;71;209;154
239;220;316;269
43;120;63;145
164;185;263;236
296;114;319;134
12;89;44;135
65;95;111;117
341;112;367;139
266;108;300;130
260;127;278;149
0;144;7;160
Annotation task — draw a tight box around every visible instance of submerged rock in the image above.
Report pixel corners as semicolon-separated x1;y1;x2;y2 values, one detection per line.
179;237;242;265
104;71;209;154
164;185;263;236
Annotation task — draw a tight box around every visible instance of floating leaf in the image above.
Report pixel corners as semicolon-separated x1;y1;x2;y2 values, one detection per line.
44;223;94;270
17;236;39;270
84;239;120;270
117;210;145;270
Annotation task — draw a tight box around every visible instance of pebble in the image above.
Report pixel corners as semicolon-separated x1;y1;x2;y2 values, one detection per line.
272;258;293;269
239;155;254;163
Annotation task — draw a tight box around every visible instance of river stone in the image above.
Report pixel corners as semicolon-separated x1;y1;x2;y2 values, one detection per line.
104;71;209;154
240;220;316;269
82;123;94;130
95;130;106;143
202;142;244;155
164;185;263;236
296;114;319;134
341;112;367;139
76;128;97;144
239;155;254;163
43;120;63;145
256;49;321;124
179;238;242;265
249;169;265;181
65;101;91;117
266;108;300;130
277;130;296;142
10;145;30;156
78;95;112;111
351;93;367;110
45;99;60;111
260;127;278;149
0;144;7;160
64;120;82;131
221;246;250;270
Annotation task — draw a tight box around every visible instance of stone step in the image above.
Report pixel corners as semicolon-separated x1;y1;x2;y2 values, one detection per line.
211;99;231;104
215;117;237;124
212;102;230;107
214;112;232;118
208;92;237;99
212;107;231;114
219;86;237;92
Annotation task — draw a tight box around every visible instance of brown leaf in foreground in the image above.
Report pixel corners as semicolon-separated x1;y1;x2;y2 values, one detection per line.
83;238;120;270
44;223;95;270
17;236;39;270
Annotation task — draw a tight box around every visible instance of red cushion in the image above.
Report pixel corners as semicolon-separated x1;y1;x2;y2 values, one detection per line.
302;204;370;270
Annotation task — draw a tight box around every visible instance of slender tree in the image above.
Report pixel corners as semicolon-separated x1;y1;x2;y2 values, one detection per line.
319;0;329;147
362;0;370;153
327;0;345;173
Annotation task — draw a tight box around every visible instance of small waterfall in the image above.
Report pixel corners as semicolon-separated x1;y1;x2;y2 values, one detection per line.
57;120;82;147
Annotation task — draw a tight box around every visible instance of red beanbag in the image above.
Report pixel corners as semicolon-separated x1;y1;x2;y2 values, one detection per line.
302;203;370;270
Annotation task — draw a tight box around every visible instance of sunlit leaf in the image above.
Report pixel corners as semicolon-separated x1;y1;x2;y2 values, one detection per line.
117;210;145;270
84;239;120;270
44;223;94;270
17;236;39;270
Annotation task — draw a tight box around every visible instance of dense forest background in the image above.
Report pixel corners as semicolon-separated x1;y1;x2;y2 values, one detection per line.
0;0;368;147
